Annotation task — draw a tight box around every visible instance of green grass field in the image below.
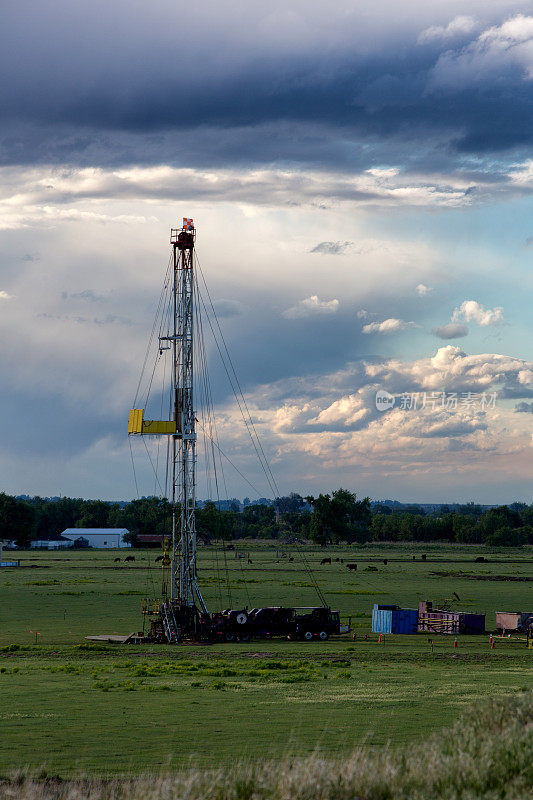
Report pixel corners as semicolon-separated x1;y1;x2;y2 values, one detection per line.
1;543;532;776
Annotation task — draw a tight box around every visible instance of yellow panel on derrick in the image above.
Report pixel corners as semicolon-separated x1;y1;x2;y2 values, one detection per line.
128;409;178;435
142;419;178;434
128;408;144;433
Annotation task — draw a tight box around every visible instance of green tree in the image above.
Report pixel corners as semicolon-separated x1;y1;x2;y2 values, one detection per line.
307;489;371;544
485;526;526;547
76;500;116;529
196;501;236;542
32;496;86;540
119;497;172;539
0;493;35;546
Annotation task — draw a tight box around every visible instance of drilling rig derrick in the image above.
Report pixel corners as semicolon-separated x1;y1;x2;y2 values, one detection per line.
128;218;342;645
129;218;206;624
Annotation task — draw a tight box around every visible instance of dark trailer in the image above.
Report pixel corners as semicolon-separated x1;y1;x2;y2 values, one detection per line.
149;602;341;643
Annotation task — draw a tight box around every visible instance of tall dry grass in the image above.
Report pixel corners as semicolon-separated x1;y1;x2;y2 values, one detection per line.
2;691;531;800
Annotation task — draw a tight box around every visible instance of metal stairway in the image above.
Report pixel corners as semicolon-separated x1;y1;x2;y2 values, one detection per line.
161;601;180;643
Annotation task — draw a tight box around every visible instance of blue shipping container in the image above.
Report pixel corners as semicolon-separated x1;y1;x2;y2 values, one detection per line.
372;605;393;633
391;608;418;634
372;604;418;634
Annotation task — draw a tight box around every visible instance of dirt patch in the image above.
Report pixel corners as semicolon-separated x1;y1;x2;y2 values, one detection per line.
430;571;532;582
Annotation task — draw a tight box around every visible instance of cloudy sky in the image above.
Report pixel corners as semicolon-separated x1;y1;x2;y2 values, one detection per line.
1;1;532;503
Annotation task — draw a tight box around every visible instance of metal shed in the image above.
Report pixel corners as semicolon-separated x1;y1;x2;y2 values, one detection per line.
418;601;485;635
496;611;533;633
372;604;394;634
459;612;485;634
372;604;418;634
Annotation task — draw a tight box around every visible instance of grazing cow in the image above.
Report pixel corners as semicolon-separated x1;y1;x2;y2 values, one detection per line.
346;563;357;571
421;554;427;561
383;559;388;565
155;555;163;563
247;558;253;564
113;557;121;563
320;557;331;565
340;558;344;564
334;558;339;562
288;557;294;562
475;556;486;563
124;555;135;562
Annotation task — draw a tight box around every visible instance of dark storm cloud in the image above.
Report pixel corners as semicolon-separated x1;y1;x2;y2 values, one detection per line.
212;299;246;319
1;3;532;170
62;290;105;302
432;323;469;339
499;386;533;399
311;241;353;255
0;387;121;458
515;401;533;412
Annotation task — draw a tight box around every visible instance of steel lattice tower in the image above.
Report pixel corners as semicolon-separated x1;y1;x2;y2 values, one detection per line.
128;219;207;615
170;222;207;612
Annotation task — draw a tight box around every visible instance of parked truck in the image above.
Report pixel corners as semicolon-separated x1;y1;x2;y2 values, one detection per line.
151;603;341;643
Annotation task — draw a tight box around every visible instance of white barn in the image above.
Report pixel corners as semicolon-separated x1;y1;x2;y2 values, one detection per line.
61;528;131;548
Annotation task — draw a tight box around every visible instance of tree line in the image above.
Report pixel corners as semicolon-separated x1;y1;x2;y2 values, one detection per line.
0;490;532;547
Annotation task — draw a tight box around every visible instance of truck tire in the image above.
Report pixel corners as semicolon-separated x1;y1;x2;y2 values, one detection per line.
319;631;329;641
303;630;313;641
239;633;250;642
236;612;248;625
225;632;235;642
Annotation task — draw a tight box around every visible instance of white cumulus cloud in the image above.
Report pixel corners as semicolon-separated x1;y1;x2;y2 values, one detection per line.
416;283;433;296
452;300;505;327
362;318;418;334
229;345;533;497
0;290;14;300
418;15;478;44
283;295;339;319
430;14;533;88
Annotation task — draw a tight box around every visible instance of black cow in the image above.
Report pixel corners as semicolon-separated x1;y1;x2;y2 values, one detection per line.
346;563;357;571
124;555;135;562
155;555;163;563
320;557;331;565
113;557;121;563
247;558;253;564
